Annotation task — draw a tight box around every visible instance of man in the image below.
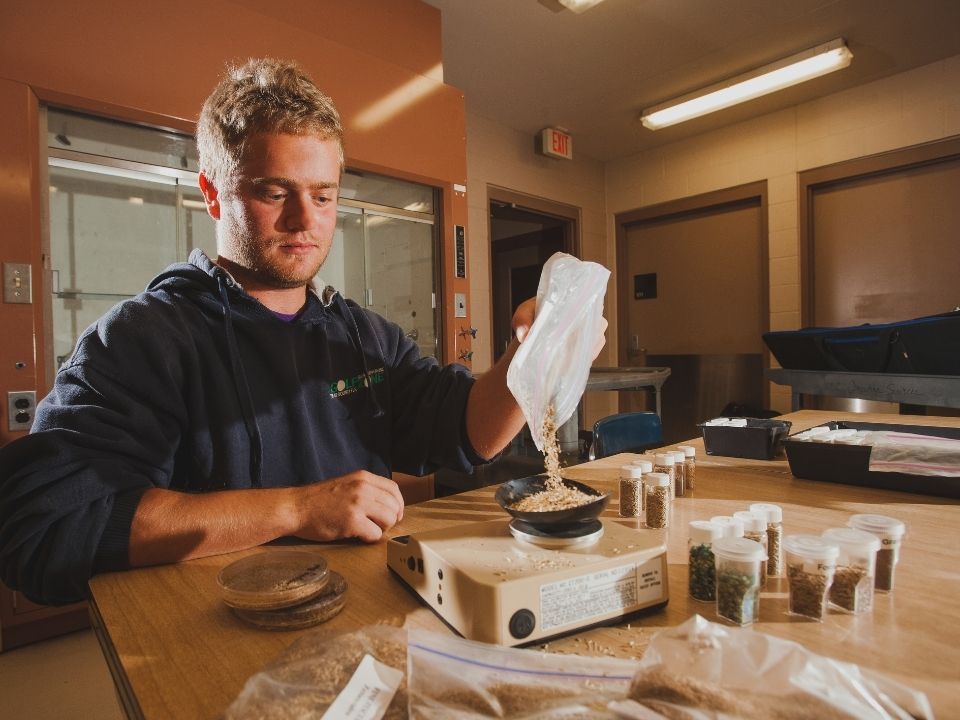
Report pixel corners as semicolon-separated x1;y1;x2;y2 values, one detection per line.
0;59;581;606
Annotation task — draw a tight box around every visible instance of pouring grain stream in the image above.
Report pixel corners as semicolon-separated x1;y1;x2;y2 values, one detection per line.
510;405;596;512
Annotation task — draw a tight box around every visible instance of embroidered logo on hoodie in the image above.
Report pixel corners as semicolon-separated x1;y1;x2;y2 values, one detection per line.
329;368;385;398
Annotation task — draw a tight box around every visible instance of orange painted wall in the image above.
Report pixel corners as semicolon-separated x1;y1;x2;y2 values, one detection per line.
0;0;473;445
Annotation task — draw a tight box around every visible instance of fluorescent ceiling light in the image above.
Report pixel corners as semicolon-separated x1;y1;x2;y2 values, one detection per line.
557;0;607;13
641;38;853;130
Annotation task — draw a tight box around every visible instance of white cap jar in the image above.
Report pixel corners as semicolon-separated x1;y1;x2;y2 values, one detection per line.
713;536;765;626
749;502;783;576
688;520;723;602
848;514;906;592
822;527;881;613
783;534;840;621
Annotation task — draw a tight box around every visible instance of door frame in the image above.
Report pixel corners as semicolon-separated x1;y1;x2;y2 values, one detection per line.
614;181;769;403
799;135;960;326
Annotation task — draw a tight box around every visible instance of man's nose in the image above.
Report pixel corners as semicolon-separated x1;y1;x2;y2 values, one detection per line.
284;193;321;232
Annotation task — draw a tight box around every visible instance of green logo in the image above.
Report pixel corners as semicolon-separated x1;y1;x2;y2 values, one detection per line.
329;368;385;398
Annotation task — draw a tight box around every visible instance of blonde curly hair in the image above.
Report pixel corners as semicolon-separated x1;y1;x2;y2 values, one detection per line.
196;58;344;188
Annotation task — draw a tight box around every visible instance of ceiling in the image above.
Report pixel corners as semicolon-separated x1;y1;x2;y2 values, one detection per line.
421;0;960;163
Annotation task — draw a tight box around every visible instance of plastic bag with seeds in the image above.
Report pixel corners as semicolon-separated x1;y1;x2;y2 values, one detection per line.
407;628;635;719
610;615;933;720
224;624;408;720
506;252;610;453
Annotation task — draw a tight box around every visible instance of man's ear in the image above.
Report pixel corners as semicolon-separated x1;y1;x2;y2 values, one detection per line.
198;173;221;220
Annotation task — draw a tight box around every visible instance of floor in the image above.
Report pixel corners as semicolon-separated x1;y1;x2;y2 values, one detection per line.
0;628;123;720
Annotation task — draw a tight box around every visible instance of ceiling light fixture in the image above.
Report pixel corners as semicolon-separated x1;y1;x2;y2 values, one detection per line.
556;0;607;13
640;38;853;130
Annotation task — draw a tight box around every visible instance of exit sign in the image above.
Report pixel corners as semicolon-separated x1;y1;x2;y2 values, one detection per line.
539;127;573;160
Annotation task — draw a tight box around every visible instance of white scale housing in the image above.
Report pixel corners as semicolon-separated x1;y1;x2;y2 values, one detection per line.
387;519;669;646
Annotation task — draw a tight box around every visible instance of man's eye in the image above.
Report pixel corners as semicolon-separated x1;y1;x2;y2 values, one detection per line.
314;195;333;205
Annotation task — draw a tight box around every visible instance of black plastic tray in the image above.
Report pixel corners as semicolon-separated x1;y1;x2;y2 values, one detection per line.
783;421;960;498
698;418;792;460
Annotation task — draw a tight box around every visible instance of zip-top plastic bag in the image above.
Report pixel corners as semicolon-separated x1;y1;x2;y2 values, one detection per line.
507;252;611;452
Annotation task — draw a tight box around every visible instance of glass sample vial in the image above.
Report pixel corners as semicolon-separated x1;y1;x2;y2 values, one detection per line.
784;535;840;621
848;514;906;592
713;536;765;626
709;515;744;540
618;464;644;518
675;445;697;491
689;520;723;602
652;453;676;500
670;450;686;497
750;502;783;576
822;527;881;614
733;510;769;588
644;473;671;528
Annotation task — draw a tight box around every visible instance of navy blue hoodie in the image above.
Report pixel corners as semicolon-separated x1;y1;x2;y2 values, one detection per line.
0;250;483;605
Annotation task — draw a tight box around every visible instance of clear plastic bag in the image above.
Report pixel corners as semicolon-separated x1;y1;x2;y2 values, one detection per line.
507;252;610;451
610;615;933;720
224;624;408;720
407;628;636;719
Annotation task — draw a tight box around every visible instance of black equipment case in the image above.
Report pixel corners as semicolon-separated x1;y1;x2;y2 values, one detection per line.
763;309;960;375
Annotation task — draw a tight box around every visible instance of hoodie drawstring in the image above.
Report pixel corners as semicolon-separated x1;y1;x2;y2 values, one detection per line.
333;293;385;419
217;275;264;486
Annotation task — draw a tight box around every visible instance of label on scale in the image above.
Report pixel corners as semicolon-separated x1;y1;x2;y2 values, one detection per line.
539;557;663;631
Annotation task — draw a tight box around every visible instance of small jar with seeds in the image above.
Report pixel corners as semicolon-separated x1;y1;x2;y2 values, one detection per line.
644;473;671;529
675;445;697;492
652;453;676;500
713;536;765;626
669;450;687;497
822;527;881;614
618;464;644;518
733;510;769;588
784;535;839;621
848;513;905;592
688;520;723;602
750;502;783;577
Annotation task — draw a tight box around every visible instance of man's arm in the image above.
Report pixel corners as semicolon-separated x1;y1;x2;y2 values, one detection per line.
128;471;404;567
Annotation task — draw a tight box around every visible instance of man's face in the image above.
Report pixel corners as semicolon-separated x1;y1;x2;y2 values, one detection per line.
206;132;341;289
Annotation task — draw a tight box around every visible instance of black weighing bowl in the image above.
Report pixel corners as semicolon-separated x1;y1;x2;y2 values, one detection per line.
495;474;609;529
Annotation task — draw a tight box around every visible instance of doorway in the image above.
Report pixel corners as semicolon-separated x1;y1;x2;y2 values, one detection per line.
488;189;577;361
616;182;768;443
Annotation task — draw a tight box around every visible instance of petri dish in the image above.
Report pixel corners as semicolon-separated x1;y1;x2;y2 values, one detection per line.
232;571;348;630
217;550;330;611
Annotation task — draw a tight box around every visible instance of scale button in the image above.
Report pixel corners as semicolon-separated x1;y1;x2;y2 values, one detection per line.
437;569;443;580
406;557;416;571
508;609;536;639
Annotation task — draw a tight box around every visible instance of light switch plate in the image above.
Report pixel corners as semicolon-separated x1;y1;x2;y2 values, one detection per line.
3;263;32;304
454;293;467;318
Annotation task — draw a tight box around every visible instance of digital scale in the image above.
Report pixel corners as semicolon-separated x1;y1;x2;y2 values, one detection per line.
387;518;669;646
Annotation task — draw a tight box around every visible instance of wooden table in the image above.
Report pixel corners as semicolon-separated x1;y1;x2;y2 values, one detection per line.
88;410;960;719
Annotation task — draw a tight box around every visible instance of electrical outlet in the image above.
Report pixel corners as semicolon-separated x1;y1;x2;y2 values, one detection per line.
8;391;37;432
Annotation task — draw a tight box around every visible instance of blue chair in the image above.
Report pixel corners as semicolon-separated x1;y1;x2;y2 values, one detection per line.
590;412;663;460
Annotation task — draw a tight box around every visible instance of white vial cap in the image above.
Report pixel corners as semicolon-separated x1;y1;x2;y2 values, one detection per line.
676;445;696;458
654;453;675;465
729;418;748;427
644;472;671;487
733;510;766;534
619;464;643;479
783;534;840;562
848;513;906;539
822;527;881;555
631;459;654;473
669;451;686;463
709;515;744;538
749;502;783;523
807;425;830;435
713;536;766;562
689;520;723;544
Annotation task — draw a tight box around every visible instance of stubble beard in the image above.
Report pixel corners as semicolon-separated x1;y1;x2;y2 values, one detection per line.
226;227;328;290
